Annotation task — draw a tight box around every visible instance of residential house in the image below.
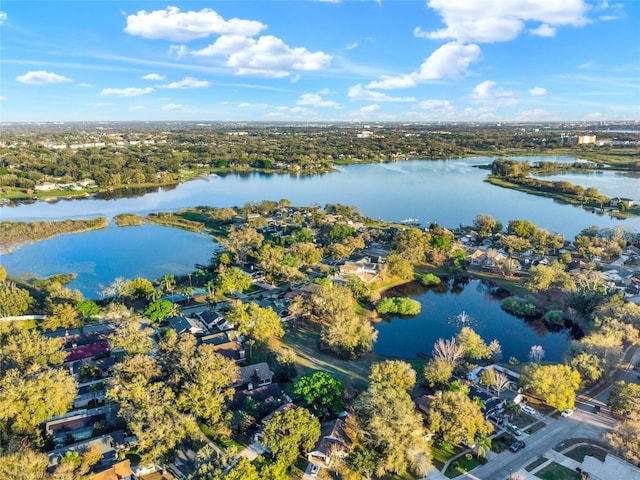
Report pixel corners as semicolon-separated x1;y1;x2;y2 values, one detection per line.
168;316;207;336
47;430;130;472
45;405;118;444
91;459;134;480
199;330;246;363
337;257;380;283
307;417;354;466
235;362;274;390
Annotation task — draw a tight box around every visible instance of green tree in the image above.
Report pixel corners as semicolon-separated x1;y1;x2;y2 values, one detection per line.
110;321;154;356
369;360;416;392
215;267;252;295
608;381;640;417
0;265;7;283
428;390;494;445
262;406;321;466
354;362;431;477
383;251;414;280
0;327;65;374
569;352;604;386
0;281;34;316
606;412;640;465
328;223;356;242
0;448;50;480
223;226;264;265
143;299;176;323
226;301;284;343
43;302;80;331
75;300;100;322
0;368;77;437
294;372;345;414
457;327;492;361
473;214;502;239
521;364;581;411
526;261;576;293
393;228;430;264
422;358;454;389
122;277;155;299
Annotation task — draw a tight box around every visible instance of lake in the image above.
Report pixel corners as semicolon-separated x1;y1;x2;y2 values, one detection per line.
3;157;640;237
2;156;638;299
1;223;216;298
375;278;571;362
535;170;640;200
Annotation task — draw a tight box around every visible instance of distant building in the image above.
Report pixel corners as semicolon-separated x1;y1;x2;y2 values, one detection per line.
578;135;596;144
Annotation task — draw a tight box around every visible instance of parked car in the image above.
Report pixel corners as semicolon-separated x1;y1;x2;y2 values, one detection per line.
309;464;320;477
507;424;522;436
593;405;601;414
521;405;537;415
561;409;574;418
510;440;526;452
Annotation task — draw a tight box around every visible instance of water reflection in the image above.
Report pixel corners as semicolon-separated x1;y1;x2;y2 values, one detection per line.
375;277;571;362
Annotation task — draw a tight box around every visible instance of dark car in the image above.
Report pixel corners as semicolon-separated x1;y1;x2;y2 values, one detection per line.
593;405;601;414
510;440;526;452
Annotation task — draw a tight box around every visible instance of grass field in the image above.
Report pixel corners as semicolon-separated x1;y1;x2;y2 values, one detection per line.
535;462;581;480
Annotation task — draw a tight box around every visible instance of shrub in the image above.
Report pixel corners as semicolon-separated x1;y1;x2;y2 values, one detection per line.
376;297;421;315
417;273;441;286
543;310;565;327
501;296;541;318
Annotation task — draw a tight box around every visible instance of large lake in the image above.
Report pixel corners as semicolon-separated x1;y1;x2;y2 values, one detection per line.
3;157;640;237
2;156;638;299
1;224;216;298
375;278;571;362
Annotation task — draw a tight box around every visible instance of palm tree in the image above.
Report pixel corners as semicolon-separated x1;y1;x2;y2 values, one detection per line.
246;339;256;362
205;280;216;310
161;274;175;295
475;434;491;459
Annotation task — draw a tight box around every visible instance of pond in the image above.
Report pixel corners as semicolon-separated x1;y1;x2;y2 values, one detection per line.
1;223;217;299
374;278;571;362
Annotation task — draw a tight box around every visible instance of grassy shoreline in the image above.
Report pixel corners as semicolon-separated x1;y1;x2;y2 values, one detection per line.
0;217;109;253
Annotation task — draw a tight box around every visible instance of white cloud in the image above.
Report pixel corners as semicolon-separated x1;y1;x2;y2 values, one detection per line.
348;84;415;102
359;104;380;113
125;6;265;42
579;60;595;69
346;42;359;50
131;106;147;110
367;42;481;89
101;87;154;97
470;80;517;106
416;99;455;113
515;108;556;121
193;34;332;78
290;107;310;114
88;102;111;107
530;24;556;37
16;70;72;85
78;83;94;88
0;11;7;25
267;112;285;117
0;96;7;101
159;77;210;89
297;93;339;107
291;74;301;83
238;102;268;109
423;0;589;43
142;73;165;81
168;44;188;58
528;86;548;96
162;103;188;111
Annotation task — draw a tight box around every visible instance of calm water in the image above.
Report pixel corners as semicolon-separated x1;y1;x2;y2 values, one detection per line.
375;278;571;362
1;224;216;298
535;170;640;200
3;157;640;237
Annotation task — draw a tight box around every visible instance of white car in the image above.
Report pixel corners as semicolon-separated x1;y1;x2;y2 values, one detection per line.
309;464;320;477
561;409;574;417
521;405;537;415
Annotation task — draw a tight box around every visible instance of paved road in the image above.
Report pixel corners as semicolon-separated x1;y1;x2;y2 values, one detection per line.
460;404;616;479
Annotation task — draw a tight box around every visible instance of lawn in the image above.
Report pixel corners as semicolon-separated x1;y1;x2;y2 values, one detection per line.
535;462;581;480
269;318;379;392
431;442;464;471
525;457;548;472
564;444;608;463
445;455;486;478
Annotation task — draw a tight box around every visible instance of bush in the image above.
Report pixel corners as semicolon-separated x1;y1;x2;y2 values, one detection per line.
376;297;421;315
417;273;441;286
543;310;565;327
501;296;541;318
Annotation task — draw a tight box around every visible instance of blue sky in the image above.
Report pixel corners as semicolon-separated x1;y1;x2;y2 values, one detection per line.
1;0;638;122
